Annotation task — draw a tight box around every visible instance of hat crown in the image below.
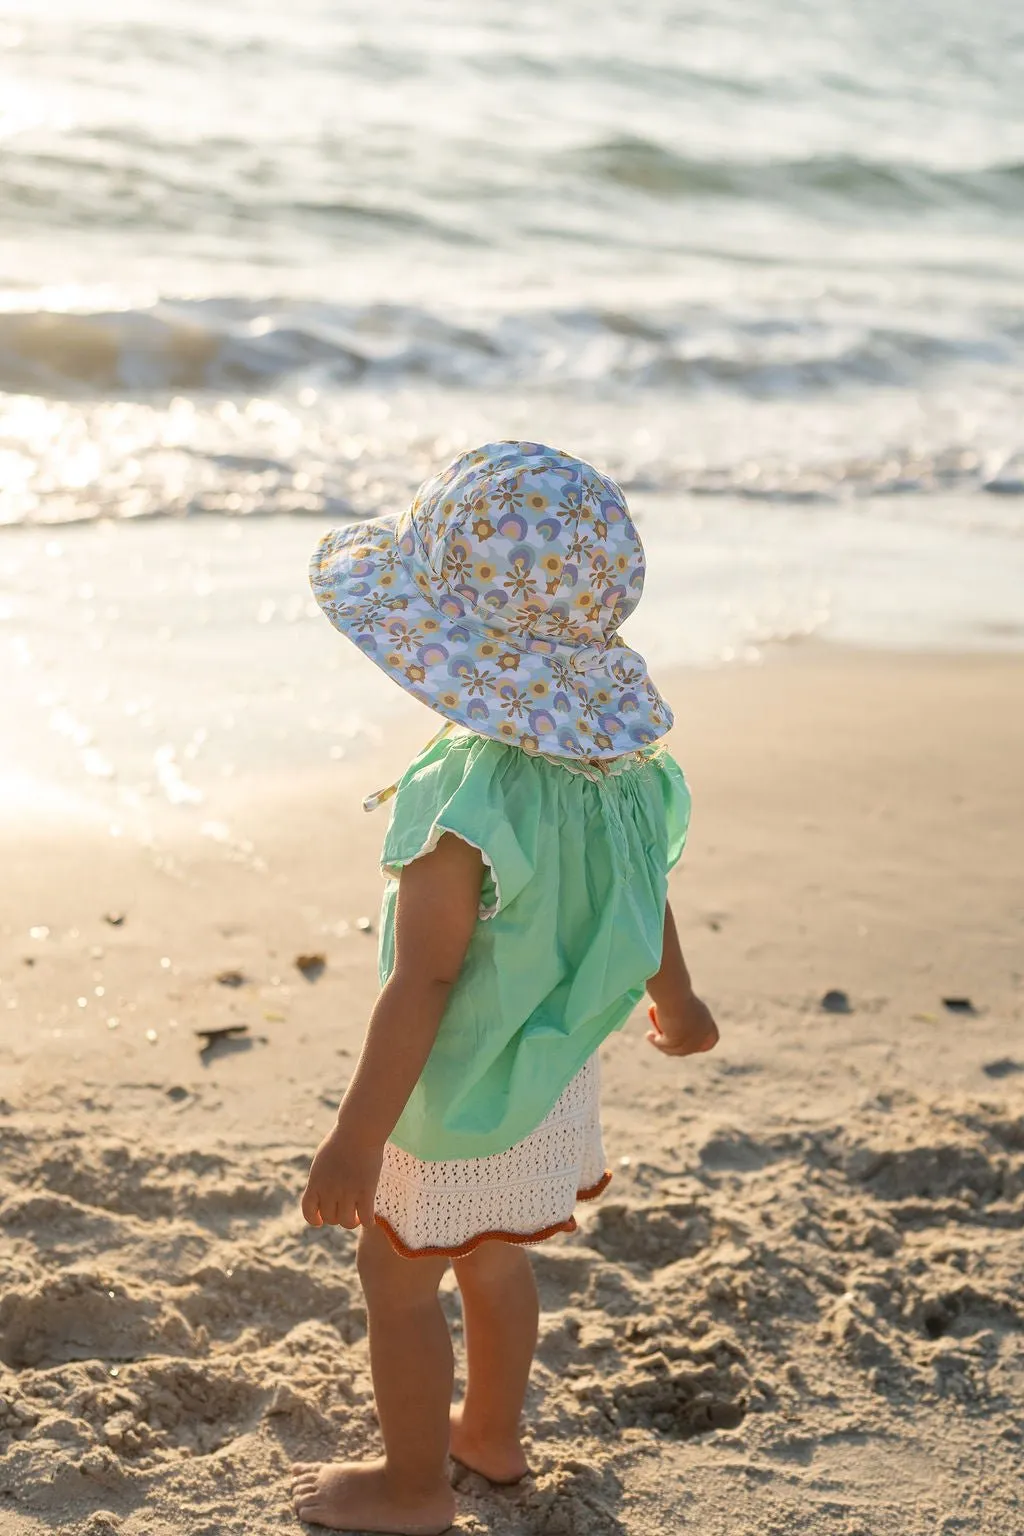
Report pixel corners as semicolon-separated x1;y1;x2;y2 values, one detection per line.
400;441;644;653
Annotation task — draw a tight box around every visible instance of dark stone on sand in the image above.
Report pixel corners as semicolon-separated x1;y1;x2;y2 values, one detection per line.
103;912;126;926
295;953;326;981
942;997;976;1015
166;1085;189;1101
820;989;852;1014
195;1024;249;1056
982;1057;1023;1079
216;969;248;988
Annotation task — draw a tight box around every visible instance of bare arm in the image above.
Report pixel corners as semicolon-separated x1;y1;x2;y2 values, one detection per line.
301;832;483;1228
646;899;719;1057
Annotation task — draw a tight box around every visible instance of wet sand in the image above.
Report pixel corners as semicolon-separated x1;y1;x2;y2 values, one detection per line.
1;646;1022;1536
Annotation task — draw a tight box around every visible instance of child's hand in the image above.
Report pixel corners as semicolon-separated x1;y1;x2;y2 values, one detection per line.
646;995;719;1058
300;1121;384;1229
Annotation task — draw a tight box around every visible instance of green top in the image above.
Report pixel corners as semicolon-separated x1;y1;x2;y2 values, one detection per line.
377;732;691;1162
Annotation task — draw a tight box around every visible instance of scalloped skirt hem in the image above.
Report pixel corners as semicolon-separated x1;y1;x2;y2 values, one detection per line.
374;1169;612;1260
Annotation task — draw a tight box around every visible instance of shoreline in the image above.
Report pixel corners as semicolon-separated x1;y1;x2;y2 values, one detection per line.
3;497;1023;848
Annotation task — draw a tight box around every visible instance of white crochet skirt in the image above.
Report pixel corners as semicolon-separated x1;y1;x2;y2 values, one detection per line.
374;1052;609;1259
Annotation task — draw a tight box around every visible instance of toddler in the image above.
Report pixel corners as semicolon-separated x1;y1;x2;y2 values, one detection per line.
294;441;718;1532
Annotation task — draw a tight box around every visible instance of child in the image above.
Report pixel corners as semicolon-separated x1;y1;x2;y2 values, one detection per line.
294;441;718;1534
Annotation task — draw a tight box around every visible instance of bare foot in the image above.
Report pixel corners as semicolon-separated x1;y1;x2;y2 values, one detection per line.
291;1459;455;1534
448;1406;529;1486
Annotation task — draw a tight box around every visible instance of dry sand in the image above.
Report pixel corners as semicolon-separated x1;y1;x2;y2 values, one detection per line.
1;646;1022;1536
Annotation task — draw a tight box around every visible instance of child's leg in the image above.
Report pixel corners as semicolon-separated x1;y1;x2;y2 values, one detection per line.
292;1223;455;1534
450;1240;539;1484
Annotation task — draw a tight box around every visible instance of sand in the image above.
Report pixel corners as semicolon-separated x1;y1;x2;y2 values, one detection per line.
1;646;1022;1536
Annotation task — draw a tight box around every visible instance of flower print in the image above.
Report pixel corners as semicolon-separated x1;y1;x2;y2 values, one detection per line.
497;650;520;672
466;697;489;722
536;517;562;543
438;595;467;620
439;689;461;710
351;593;402;628
567;532;593;563
381;618;422;652
493;482;523;513
475;560;498;583
495;683;531;718
549;656;576;690
404;663;426;684
497;720;519;742
472;515;496;539
541;609;579;640
386;651;403;669
593;732;614;752
520;734;540;754
590;555;615;592
421;616;440;634
594;517;608;538
464;666;495;696
505;601;546;639
442;540;473;584
525;490;548;514
504;560;538;600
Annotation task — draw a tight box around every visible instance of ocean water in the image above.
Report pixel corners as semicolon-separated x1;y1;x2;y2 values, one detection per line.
2;0;1024;834
2;0;1024;523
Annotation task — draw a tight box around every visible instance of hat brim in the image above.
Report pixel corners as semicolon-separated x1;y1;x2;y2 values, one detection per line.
310;518;673;760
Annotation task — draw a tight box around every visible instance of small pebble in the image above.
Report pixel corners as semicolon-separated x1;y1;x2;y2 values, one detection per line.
355;917;373;933
145;1029;158;1043
295;953;326;981
820;989;852;1014
216;969;247;988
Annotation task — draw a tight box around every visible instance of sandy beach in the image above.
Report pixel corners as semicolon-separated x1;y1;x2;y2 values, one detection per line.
1;645;1022;1536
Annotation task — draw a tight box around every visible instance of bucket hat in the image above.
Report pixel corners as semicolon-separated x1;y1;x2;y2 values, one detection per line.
309;440;671;759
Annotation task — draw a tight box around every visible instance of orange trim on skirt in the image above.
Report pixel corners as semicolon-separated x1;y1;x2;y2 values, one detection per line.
374;1169;612;1260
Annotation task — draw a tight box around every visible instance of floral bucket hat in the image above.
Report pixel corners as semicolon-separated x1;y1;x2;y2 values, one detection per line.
309;440;672;759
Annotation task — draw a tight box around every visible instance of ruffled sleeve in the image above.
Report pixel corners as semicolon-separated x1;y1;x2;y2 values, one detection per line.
380;736;535;919
658;751;692;872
